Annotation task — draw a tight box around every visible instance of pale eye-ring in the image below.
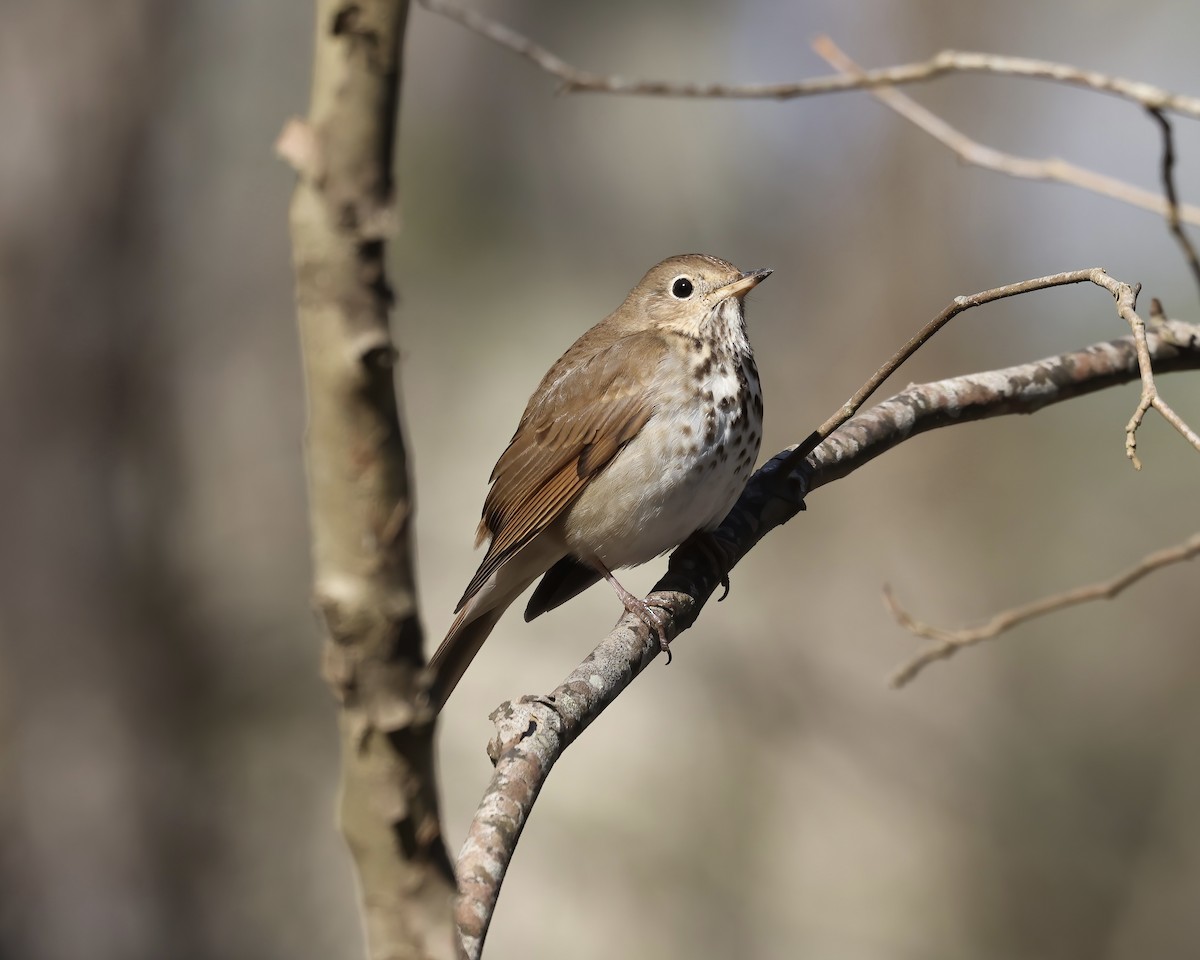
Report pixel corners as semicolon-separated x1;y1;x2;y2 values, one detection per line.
670;276;694;299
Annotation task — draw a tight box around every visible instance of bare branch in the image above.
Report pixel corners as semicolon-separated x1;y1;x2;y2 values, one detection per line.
454;303;1200;957
780;268;1195;473
1119;282;1154;468
792;45;1195;468
779;267;1182;474
811;37;1200;228
888;532;1200;688
419;0;1200;119
803;270;1099;447
1147;108;1200;292
1116;284;1200;467
286;1;455;957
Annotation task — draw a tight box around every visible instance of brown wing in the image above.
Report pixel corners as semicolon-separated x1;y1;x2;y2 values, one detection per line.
454;330;668;612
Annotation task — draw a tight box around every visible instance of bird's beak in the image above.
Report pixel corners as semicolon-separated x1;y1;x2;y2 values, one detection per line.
714;268;773;301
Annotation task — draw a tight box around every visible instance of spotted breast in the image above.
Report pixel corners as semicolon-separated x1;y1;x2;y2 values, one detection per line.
426;254;770;711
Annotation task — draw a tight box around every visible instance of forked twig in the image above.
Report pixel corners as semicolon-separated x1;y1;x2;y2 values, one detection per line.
888;532;1200;687
781;266;1198;472
811;37;1200;228
782;270;1105;469
1120;286;1200;467
808;36;1200;460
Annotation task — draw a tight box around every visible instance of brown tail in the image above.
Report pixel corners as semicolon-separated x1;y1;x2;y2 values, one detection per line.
427;535;567;711
425;602;511;712
430;557;595;709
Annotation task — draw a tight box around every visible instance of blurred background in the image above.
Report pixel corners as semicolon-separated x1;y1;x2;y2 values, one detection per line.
3;0;1199;957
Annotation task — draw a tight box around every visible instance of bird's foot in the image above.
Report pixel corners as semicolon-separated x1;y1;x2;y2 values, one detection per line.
597;563;676;663
682;530;739;601
624;594;675;664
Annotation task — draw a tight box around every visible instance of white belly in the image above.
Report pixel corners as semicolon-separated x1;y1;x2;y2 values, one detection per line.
563;359;762;569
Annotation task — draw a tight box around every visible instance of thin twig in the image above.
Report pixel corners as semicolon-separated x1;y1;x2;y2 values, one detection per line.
780;265;1193;471
782;268;1113;470
1125;300;1153;466
888;532;1200;688
1114;282;1200;466
1147;108;1200;294
784;50;1196;469
418;0;1200;119
454;305;1200;958
811;37;1200;228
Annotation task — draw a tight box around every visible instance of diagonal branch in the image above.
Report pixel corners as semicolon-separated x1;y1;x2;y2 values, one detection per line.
887;531;1200;688
810;37;1200;228
418;0;1200;119
454;305;1200;956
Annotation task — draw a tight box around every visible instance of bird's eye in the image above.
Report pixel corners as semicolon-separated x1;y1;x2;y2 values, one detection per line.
671;276;694;299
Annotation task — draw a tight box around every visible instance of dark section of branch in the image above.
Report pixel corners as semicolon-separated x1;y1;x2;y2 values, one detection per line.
454;316;1200;956
1148;108;1200;297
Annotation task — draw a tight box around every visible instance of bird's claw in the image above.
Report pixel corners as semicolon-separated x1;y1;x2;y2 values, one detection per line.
621;595;674;664
685;530;738;601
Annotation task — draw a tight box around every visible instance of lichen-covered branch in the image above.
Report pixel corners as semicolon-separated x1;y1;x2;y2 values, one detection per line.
283;1;455;958
454;316;1200;958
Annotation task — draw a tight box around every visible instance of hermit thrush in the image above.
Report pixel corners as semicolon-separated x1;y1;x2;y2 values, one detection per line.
426;254;770;710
